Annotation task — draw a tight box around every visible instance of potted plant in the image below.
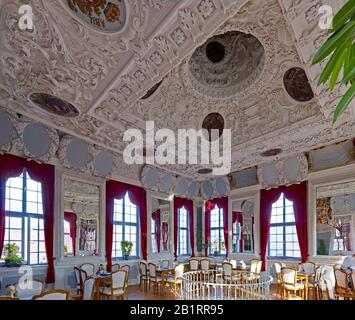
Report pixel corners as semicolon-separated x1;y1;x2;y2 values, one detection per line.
4;243;23;267
121;240;133;260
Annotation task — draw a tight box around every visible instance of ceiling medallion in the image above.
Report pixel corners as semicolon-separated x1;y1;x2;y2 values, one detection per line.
202;113;224;141
66;0;127;33
283;67;314;102
29;93;80;118
189;31;265;99
261;148;283;157
141;80;163;100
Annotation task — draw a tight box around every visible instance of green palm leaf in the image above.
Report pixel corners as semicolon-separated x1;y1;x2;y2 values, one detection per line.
333;82;355;123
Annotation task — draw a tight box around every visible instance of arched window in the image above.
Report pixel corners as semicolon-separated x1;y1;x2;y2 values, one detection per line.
210;205;225;255
268;193;300;259
177;207;189;255
112;192;139;259
2;171;47;265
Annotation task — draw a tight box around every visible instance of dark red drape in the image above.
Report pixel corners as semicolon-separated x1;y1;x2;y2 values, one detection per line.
64;212;77;255
260;181;308;271
204;197;228;256
151;209;161;253
0;154;55;283
106;180;147;271
173;197;194;257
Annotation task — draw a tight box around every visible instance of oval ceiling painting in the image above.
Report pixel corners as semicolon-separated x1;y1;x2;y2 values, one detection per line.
66;0;127;33
283;67;314;102
29;93;79;118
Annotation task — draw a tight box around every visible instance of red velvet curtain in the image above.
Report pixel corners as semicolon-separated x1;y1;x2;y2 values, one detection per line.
173;197;194;257
204;197;228;256
106;180;147;271
0;154;55;283
64;212;77;255
260;181;308;271
151;209;161;253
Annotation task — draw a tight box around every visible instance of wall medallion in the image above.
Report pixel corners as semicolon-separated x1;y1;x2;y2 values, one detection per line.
66;0;127;33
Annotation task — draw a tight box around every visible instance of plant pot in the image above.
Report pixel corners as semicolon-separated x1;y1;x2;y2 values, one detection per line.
123;254;130;260
5;262;22;268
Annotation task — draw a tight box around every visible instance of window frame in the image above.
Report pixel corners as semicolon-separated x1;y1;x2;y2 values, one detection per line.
3;170;47;266
112;193;139;261
177;207;189;256
209;205;225;256
267;193;300;260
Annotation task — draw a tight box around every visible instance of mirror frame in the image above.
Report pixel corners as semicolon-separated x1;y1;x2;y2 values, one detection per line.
229;187;260;260
308;163;355;264
57;170;106;264
147;191;174;260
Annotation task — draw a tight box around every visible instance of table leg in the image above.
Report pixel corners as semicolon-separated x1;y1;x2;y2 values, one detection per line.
305;277;308;300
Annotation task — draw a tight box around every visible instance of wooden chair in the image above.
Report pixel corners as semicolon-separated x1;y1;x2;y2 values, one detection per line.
15;279;45;299
222;262;239;283
100;270;127;300
281;267;305;300
0;296;19;300
323;268;336;300
111;263;121;272
79;263;95;278
148;263;162;293
300;262;317;299
71;278;95;300
120;265;131;298
250;259;262;274
200;259;210;272
32;290;69;300
74;267;83;295
166;264;185;294
139;261;149;291
334;268;352;299
274;262;284;299
350;271;355;299
189;259;199;271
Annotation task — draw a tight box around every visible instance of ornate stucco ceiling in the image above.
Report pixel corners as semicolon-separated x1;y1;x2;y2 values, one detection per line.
0;0;354;182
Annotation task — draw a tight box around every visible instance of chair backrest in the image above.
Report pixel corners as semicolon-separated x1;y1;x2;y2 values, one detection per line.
161;260;170;269
82;278;95;300
323;268;335;300
175;264;185;279
32;290;69;300
74;267;82;286
301;262;316;275
148;263;157;278
281;267;297;286
222;262;233;278
200;259;210;271
121;265;131;283
140;261;148;276
15;279;44;299
111;270;127;291
334;268;348;290
274;262;282;275
0;296;19;300
189;259;199;271
80;263;95;277
250;259;262;274
229;259;237;269
111;263;120;272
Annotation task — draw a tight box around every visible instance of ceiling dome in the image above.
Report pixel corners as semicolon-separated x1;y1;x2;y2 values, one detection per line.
188;31;265;99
